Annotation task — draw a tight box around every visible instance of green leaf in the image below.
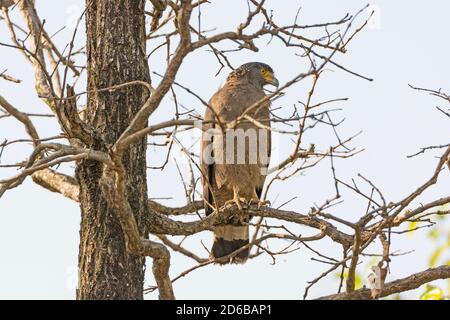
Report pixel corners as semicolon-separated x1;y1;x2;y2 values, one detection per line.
336;271;362;289
419;285;443;300
355;274;362;290
407;221;417;237
429;243;450;267
427;228;440;240
365;258;378;271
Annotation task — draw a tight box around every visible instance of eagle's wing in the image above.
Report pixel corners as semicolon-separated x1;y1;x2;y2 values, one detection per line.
256;101;271;199
201;99;216;216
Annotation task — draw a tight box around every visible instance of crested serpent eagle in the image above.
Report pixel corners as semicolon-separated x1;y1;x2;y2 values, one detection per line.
201;62;279;263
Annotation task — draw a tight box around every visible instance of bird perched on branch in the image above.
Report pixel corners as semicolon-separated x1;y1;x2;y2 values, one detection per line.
201;62;279;264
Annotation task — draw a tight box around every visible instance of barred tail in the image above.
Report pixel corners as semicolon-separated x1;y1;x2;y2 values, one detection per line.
211;225;249;264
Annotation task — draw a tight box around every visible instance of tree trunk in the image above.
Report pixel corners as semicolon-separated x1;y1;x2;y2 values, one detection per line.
76;0;150;300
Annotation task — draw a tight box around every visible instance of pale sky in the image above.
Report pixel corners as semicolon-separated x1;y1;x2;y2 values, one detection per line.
0;0;449;299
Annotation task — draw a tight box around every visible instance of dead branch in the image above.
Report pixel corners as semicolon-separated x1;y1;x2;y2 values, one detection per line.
318;265;450;300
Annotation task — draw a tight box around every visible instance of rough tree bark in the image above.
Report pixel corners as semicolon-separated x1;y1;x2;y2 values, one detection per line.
76;0;150;299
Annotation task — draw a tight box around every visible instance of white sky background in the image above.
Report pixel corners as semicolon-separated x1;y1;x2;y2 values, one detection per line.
0;0;449;299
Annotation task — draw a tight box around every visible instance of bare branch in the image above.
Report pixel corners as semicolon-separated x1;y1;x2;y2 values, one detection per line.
318;265;450;300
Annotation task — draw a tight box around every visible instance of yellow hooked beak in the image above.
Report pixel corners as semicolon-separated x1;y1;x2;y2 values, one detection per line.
264;72;279;87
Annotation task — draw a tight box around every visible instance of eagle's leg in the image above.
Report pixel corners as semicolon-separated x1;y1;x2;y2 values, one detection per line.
248;189;271;208
223;187;247;210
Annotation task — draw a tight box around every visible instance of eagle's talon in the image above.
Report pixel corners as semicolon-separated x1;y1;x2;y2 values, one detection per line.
257;200;271;209
223;197;247;210
248;199;270;208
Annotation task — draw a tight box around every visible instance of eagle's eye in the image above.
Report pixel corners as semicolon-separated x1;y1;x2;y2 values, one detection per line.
260;67;267;75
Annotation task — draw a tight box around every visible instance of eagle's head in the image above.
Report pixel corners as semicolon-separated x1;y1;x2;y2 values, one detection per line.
228;62;279;89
